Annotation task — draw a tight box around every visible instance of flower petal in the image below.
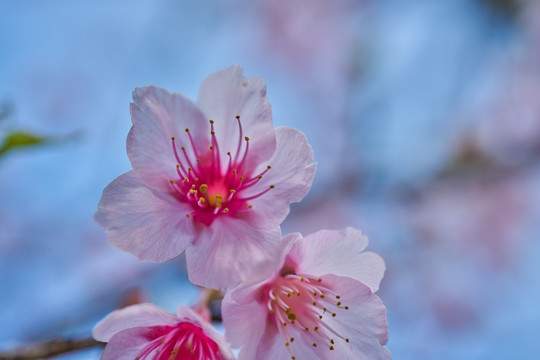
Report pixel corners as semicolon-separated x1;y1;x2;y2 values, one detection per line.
223;283;322;360
243;127;316;229
128;85;209;192
222;283;269;358
319;274;391;360
175;305;236;360
197;65;276;169
99;327;153;360
94;171;194;262
185;217;282;288
292;228;386;292
93;303;177;342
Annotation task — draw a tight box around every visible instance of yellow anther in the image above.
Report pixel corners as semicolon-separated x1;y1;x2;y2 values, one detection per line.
184;177;189;182
232;169;237;174
248;205;253;209
169;180;174;184
215;196;223;208
199;184;208;193
211;131;215;135
209;120;214;124
186;213;191;218
181;146;186;150
258;175;263;179
199;197;205;202
176;164;180;168
188;167;192;171
171;136;175;140
210;146;214;150
337;302;342;306
196;158;200;162
229;189;236;193
239;176;244;181
285;342;289;347
223;208;229;213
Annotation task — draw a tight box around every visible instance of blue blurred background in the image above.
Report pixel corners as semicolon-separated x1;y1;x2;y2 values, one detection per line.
1;0;539;359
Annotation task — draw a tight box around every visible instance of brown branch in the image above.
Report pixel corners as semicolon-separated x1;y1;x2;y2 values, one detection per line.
0;338;104;360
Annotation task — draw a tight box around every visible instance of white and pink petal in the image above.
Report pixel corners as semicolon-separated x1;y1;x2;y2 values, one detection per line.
128;85;210;192
93;303;178;342
319;274;390;360
197;65;276;170
243;127;316;229
94;171;194;263
292;228;385;293
185;217;282;289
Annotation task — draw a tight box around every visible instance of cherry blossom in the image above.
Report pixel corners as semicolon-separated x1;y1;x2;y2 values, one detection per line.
95;66;315;288
93;303;234;360
222;227;390;360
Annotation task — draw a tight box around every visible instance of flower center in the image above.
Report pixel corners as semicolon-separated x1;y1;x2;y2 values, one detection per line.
169;116;274;225
265;274;350;359
135;322;220;360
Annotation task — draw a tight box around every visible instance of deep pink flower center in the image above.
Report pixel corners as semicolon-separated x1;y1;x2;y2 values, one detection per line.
136;322;221;360
169;116;273;225
265;273;350;359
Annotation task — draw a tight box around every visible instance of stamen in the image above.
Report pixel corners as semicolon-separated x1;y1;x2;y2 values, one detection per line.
235;185;274;202
185;128;201;159
244;165;272;185
236;136;250;173
234;115;243;164
209;120;222;177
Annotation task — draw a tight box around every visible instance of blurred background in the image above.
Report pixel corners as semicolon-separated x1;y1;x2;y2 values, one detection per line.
1;0;539;359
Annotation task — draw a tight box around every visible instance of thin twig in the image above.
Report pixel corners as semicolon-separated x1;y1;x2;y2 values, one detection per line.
0;338;104;360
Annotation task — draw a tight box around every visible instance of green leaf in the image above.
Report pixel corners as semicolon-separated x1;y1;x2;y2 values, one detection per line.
0;131;49;157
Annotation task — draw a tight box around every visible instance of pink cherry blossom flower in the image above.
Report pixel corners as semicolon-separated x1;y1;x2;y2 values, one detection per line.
93;303;234;360
95;66;315;288
222;227;390;360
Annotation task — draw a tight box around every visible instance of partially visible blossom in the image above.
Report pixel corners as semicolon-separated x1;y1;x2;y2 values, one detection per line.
93;303;234;360
95;66;316;289
222;228;390;360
